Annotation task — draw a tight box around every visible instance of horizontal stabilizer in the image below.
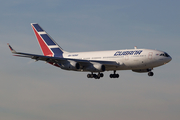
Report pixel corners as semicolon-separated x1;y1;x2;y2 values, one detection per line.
7;43;17;53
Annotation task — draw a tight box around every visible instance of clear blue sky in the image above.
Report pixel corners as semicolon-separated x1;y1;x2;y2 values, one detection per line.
0;0;180;120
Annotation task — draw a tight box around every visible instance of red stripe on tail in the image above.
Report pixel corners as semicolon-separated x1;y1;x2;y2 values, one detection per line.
32;26;53;56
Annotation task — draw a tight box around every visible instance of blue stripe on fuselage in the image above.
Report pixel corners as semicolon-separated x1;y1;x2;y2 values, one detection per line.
51;48;63;57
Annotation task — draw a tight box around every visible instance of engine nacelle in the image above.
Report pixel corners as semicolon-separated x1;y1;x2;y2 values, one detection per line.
132;69;150;73
61;60;80;70
85;62;105;72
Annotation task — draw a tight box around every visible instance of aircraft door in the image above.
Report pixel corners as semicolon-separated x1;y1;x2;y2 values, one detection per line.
148;52;153;59
125;55;129;60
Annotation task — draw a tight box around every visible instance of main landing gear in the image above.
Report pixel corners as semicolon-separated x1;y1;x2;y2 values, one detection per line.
87;72;104;79
109;70;119;78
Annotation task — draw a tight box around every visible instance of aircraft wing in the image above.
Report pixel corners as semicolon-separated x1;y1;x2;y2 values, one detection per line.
8;44;119;67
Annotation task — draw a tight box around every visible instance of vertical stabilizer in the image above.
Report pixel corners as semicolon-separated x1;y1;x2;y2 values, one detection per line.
31;23;65;57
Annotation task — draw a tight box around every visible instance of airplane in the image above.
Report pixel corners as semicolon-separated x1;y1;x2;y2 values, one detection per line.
8;23;172;79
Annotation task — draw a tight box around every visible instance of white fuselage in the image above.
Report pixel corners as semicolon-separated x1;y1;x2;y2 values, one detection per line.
63;48;172;71
9;23;172;78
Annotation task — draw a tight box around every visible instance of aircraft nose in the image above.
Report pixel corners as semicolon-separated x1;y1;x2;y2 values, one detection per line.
166;56;172;63
169;56;172;62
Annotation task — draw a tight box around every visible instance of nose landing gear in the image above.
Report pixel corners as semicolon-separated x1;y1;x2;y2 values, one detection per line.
148;71;154;76
147;69;154;76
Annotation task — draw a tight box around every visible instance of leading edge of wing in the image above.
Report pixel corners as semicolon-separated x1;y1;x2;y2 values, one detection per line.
8;44;118;66
13;52;119;66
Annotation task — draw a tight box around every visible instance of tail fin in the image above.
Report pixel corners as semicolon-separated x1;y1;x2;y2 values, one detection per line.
31;23;66;57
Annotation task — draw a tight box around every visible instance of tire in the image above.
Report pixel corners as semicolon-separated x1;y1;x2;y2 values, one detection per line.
93;74;97;78
100;73;104;77
87;74;90;78
110;74;113;78
148;72;154;76
116;74;119;78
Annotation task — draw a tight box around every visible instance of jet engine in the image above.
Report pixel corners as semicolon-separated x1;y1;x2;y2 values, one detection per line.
60;60;80;70
85;62;105;72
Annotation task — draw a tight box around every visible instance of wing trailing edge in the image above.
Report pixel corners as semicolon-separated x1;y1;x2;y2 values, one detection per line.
7;44;119;68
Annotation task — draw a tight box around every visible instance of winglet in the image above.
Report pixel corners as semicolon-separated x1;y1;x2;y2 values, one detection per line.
7;43;17;53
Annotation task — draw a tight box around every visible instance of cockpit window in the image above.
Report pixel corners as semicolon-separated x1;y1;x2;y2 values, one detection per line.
160;52;170;57
164;52;170;57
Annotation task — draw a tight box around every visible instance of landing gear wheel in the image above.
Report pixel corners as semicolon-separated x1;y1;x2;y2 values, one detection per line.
148;72;154;76
87;74;94;78
110;74;119;78
87;72;104;79
93;74;97;78
100;73;104;77
87;74;91;78
116;74;119;78
90;74;93;78
112;74;116;78
110;74;112;78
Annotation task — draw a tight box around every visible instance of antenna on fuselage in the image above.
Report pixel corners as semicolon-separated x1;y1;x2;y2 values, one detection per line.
134;46;137;49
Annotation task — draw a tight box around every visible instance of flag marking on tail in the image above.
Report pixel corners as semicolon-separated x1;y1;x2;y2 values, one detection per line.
40;34;56;45
33;24;44;32
31;23;64;57
32;25;53;56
